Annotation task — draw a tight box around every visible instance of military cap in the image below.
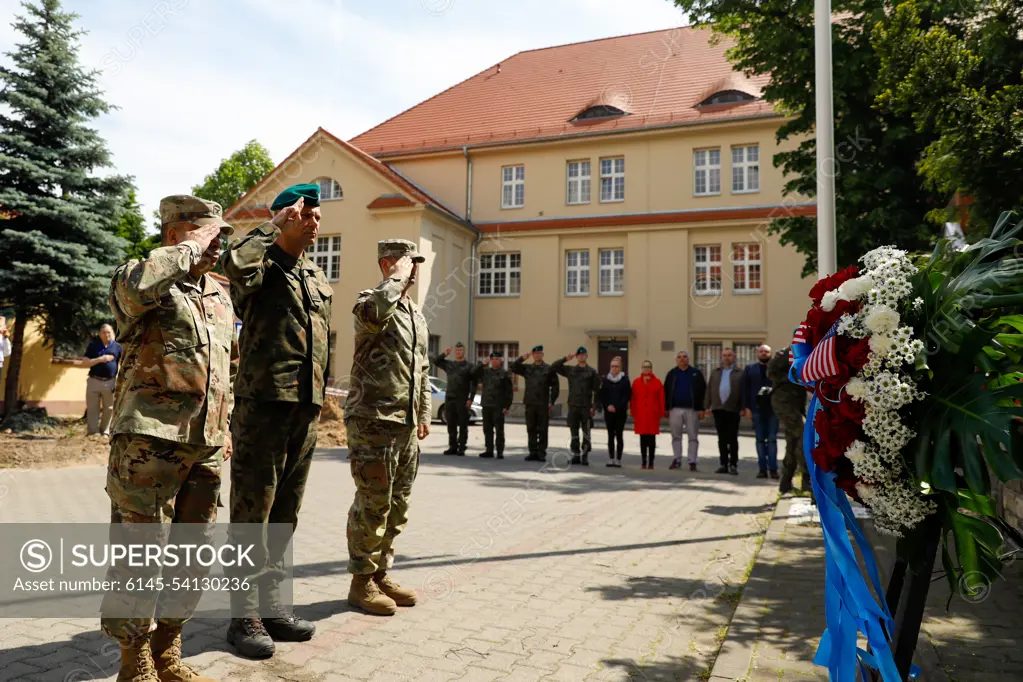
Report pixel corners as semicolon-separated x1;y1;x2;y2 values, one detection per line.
378;238;426;263
159;195;234;235
271;183;320;211
532;345;543;352
454;342;465;348
490;351;503;358
576;346;588;355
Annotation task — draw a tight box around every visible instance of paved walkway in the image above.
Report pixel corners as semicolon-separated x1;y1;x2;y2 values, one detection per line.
0;424;781;682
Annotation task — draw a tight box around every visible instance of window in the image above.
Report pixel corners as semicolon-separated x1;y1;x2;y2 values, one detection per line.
698;90;757;107
567;161;591;205
694;149;721;196
477;252;521;297
693;245;722;295
733;343;761;369
732;145;760;193
304;235;341;281
571;105;628;121
502;165;525;208
316;177;343;201
428;335;441;377
693;342;723;378
600;157;625;202
732;242;762;293
598;248;625;296
565;250;590;296
475;342;520;388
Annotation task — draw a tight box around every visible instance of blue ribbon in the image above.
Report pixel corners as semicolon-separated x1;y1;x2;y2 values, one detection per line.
790;348;920;681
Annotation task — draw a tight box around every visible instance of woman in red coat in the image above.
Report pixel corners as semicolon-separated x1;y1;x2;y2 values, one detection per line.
631;360;665;469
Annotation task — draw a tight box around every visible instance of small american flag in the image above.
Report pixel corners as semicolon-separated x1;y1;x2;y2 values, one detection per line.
799;322;840;382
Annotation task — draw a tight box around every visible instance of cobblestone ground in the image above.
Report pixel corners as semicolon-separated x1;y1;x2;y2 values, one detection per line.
0;424;781;682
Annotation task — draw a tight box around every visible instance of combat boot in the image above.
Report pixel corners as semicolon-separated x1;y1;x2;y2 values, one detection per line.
115;631;159;682
479;450;494;458
374;570;417;606
151;624;217;682
496;450;504;459
263;603;315;642
348;574;397;615
226;618;275;659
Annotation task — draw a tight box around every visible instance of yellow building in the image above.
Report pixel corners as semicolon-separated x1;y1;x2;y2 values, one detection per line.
227;26;815;394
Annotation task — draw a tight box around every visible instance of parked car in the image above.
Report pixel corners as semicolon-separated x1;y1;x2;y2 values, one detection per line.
430;376;483;425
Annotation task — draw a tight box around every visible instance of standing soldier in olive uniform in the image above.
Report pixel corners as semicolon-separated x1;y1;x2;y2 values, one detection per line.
510;345;559;462
469;351;513;459
103;195;236;682
431;342;474;456
222;184;330;657
552;346;601;466
344;240;431;616
767;345;809;495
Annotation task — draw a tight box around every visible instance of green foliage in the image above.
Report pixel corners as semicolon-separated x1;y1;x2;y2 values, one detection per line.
0;0;129;368
671;0;946;275
190;139;275;213
906;211;1023;593
116;187;159;260
874;0;1023;235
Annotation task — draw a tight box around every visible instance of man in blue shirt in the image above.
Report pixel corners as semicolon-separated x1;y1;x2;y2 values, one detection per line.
663;350;706;471
741;344;779;479
81;323;122;437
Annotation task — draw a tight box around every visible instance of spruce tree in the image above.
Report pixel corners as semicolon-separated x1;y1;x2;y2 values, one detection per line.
117;187;159;261
0;0;129;415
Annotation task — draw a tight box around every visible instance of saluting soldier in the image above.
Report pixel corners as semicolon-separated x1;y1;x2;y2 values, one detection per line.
103;195;236;682
470;351;513;459
431;342;474;456
222;184;331;657
767;344;809;495
344;240;431;616
552;346;601;466
509;345;559;462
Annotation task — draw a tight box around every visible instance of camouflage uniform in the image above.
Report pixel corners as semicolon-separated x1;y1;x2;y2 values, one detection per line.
431;349;475;454
344;240;430;575
223;220;332;614
101;195;236;644
509;356;559;459
551;358;600;455
470;362;513;456
768;347;808;490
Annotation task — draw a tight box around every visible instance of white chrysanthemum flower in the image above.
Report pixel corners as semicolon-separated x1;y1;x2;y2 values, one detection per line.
869;335;893;357
821;290;840;312
837;275;874;302
845;377;867;399
845;440;867;464
863;304;900;334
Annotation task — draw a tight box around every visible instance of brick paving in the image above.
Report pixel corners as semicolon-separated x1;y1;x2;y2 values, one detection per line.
0;424;781;682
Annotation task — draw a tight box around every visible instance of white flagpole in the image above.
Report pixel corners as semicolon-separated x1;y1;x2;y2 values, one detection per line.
815;0;838;277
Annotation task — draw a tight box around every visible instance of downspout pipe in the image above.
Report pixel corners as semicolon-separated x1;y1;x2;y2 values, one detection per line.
464;145;482;355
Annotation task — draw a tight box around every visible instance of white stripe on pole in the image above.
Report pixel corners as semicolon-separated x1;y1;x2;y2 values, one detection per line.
815;0;838;278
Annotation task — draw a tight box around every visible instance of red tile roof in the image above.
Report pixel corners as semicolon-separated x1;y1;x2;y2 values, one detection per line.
350;26;773;156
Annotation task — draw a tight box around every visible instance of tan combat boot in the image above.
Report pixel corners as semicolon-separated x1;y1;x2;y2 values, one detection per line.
374;570;418;606
151;624;218;682
116;632;159;682
348;573;397;615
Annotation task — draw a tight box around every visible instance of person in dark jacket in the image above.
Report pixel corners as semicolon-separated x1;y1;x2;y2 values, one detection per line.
469;351;514;459
740;344;779;479
509;346;560;462
431;342;475;455
552;346;601;465
663;350;706;472
597;355;631;468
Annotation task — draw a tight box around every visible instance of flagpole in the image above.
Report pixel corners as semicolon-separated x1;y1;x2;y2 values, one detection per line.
815;0;838;278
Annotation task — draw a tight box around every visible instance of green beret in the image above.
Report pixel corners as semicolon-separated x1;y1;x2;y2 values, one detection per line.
576;346;588;355
271;183;320;211
490;351;503;358
454;342;465;348
532;345;543;352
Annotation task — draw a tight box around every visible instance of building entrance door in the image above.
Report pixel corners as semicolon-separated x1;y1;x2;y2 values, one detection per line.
598;338;630;377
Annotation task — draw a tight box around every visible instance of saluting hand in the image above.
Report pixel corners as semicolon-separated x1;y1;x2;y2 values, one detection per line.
183;223;224;254
272;197;304;229
444;347;453;356
566;353;576;362
389;255;414;281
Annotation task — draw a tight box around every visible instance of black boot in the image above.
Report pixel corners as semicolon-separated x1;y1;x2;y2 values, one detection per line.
227;618;276;659
443;447;458;455
480;450;494;458
581;454;589;466
497;451;504;459
263;604;315;641
571;455;581;465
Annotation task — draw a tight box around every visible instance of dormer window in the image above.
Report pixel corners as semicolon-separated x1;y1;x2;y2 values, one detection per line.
571;105;628;122
316;177;343;201
698;90;757;107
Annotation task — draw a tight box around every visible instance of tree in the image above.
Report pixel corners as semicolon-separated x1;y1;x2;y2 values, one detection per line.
671;0;951;275
191;139;275;213
116;187;159;261
873;0;1023;233
0;0;129;415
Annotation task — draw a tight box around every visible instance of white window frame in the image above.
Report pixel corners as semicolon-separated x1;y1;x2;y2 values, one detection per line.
316;177;343;201
305;235;342;282
693;245;722;295
731;145;760;194
565;249;590;296
566;160;591;205
599;157;625;203
501;165;525;209
598;248;625;296
477;252;521;297
731;242;763;294
694;148;722;196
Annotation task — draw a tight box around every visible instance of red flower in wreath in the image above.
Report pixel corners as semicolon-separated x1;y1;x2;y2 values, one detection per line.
836;394;866;424
809;265;860;306
840;337;871;371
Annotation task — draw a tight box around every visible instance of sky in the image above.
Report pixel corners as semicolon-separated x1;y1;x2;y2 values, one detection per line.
0;0;688;221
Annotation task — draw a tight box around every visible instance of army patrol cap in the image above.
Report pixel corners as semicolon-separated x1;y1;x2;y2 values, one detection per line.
159;195;234;235
271;183;321;211
576;346;588;355
378;238;426;263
